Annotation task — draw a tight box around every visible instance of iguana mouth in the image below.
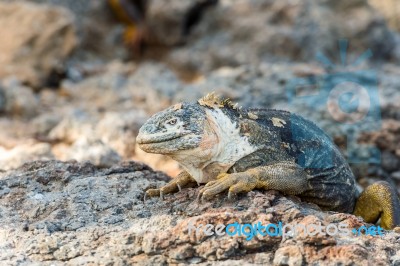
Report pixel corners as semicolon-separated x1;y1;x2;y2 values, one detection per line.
136;132;188;144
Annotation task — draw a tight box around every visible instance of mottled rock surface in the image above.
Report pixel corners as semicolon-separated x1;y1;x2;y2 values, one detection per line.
0;160;399;265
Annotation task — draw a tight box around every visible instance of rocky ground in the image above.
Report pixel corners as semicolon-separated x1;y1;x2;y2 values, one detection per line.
0;160;399;265
0;0;399;265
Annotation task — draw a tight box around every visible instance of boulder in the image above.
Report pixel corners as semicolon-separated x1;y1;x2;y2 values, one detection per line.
0;2;77;88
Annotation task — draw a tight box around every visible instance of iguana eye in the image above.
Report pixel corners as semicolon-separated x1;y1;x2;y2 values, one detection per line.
166;118;177;126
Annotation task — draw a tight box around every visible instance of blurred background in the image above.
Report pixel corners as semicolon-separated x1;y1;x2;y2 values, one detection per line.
0;0;399;194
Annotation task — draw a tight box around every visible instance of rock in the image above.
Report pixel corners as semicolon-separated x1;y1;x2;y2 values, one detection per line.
0;142;54;171
59;61;188;112
123;61;311;110
31;113;63;137
273;246;303;266
161;0;398;73
0;2;77;88
381;151;400;173
146;1;193;46
47;108;152;167
392;171;400;181
48;111;95;144
0;160;398;265
368;0;400;31
0;78;39;118
392;250;400;266
359;120;400;154
31;0;128;60
96;110;148;157
0;86;5;114
125;62;182;112
63;138;121;168
0;118;36;149
47;111;127;168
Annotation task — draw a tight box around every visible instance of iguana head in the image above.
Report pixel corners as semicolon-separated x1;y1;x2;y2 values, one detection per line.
136;102;207;154
137;93;257;182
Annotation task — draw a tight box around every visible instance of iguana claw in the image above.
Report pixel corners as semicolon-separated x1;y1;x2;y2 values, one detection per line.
227;191;237;201
160;190;164;201
143;188;162;202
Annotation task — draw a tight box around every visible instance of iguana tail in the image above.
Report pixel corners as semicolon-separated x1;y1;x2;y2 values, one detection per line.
353;181;400;230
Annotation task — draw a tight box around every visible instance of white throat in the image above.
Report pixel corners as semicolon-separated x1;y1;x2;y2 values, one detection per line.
171;108;257;184
205;108;257;166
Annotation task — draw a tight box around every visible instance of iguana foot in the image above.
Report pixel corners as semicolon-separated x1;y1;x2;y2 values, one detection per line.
353;181;400;230
198;172;258;201
145;171;197;201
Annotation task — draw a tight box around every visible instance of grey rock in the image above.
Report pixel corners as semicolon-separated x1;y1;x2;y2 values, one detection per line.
96;110;148;157
0;78;39;118
391;171;400;181
161;0;398;73
381;151;400;173
0;142;54;171
0;160;398;265
65;138;121;168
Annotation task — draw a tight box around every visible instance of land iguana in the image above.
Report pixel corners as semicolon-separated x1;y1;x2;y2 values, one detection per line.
136;93;400;229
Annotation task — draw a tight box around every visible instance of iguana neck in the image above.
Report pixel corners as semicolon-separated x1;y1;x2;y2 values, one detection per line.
169;107;258;183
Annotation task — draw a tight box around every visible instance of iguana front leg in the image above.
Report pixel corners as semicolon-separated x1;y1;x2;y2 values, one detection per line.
199;161;310;200
145;171;197;200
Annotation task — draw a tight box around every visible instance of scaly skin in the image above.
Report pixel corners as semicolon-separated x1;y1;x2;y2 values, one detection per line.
136;93;400;230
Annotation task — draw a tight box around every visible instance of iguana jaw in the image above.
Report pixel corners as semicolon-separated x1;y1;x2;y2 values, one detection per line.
137;132;201;154
136;131;189;145
136;130;190;153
